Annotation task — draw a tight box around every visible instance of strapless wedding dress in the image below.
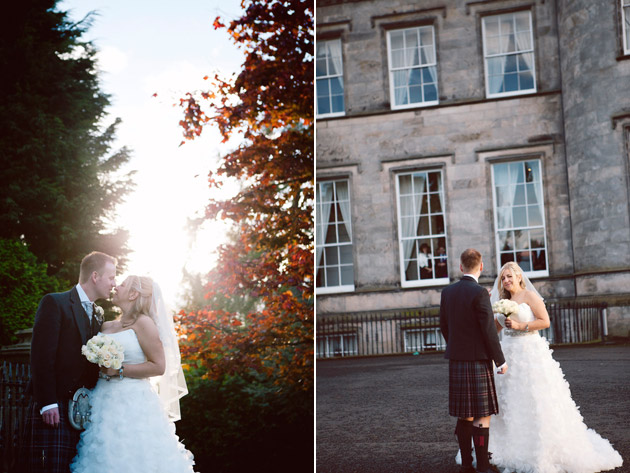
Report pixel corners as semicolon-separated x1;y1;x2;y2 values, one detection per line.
71;329;195;472
489;303;622;473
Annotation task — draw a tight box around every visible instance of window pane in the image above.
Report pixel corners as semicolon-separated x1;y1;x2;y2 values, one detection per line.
513;206;527;227
529;228;545;248
424;83;438;102
399;174;412;194
405;29;419;49
391;50;405;69
391;31;404;50
413;174;427;193
519;70;534;90
514;229;528;250
400;196;414;216
428;172;440;192
338;222;350;242
497;207;512;229
496;185;511;207
509;162;525;183
340;265;354;285
325;246;339;265
513;184;526;205
339;244;353;264
501;252;514;266
494;163;508;184
331;95;344;114
499;230;514;251
526;183;539;204
330;77;343;95
418;216;430;234
401;216;416;238
326;267;339;287
486;36;499;55
431;214;445;234
527;204;543;226
429;193;443;213
485;16;499;36
316;57;329;77
316;267;325;287
409;86;422;103
420;27;433;46
515;11;530;33
525;161;540;182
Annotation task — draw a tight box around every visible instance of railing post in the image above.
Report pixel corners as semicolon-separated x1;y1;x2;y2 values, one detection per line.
601;306;608;343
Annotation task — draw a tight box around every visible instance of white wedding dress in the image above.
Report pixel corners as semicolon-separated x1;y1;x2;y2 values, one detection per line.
488;303;623;473
71;329;195;472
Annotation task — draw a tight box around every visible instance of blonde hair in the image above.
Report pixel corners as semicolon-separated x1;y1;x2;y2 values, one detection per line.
497;262;527;299
121;275;154;326
79;251;117;284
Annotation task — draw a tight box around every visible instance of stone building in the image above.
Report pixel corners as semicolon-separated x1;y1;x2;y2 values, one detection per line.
315;0;630;353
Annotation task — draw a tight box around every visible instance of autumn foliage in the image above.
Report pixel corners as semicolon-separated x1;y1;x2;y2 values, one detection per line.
176;0;314;394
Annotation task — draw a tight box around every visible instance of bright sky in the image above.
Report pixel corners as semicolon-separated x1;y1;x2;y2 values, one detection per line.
60;0;245;307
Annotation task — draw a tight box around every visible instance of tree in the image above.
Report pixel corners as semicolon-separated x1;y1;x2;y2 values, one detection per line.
0;239;63;345
177;0;313;392
0;0;133;281
175;0;313;470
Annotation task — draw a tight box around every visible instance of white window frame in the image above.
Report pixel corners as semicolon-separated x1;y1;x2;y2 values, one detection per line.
316;333;358;358
623;0;630;55
482;11;537;98
316;179;355;294
316;39;345;118
387;26;439;110
395;169;449;288
491;159;549;278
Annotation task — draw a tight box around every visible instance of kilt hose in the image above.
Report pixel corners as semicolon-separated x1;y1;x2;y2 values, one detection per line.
20;399;80;473
448;359;499;418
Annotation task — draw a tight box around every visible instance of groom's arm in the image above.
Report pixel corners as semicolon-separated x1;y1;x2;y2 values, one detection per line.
30;294;61;408
473;289;506;367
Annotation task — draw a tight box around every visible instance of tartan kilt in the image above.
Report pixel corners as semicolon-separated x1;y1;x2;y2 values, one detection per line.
20;398;80;473
448;359;499;418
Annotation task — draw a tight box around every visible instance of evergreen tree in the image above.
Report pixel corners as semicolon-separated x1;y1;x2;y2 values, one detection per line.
0;0;133;281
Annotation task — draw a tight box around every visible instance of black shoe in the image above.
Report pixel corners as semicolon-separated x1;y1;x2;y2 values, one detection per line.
459;466;475;473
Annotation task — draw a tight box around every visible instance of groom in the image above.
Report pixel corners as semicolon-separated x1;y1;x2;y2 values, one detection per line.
439;249;506;473
23;251;117;472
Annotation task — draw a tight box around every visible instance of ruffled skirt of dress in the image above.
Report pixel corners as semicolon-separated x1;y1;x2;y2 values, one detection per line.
488;333;622;473
71;377;195;473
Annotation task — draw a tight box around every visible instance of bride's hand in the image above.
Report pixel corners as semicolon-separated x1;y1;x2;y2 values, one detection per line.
100;366;118;376
505;318;522;330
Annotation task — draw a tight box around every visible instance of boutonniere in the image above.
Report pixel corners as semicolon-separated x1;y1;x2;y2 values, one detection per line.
94;305;105;324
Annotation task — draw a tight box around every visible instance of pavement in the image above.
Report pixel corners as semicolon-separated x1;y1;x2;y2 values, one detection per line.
316;342;630;473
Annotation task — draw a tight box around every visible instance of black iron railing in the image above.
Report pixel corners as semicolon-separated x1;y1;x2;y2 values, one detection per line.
0;361;30;473
316;301;608;359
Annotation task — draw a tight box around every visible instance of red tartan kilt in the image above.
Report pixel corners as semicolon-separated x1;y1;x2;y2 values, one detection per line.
448;359;499;418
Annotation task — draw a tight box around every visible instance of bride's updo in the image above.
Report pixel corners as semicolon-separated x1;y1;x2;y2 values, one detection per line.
122;275;155;326
498;262;526;299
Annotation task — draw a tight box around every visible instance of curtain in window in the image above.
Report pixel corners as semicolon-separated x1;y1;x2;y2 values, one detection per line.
316;184;334;270
327;40;342;76
336;181;352;240
488;56;507;94
400;175;425;262
514;23;533;78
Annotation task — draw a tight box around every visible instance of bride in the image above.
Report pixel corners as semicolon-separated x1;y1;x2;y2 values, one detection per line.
487;262;622;473
71;275;195;472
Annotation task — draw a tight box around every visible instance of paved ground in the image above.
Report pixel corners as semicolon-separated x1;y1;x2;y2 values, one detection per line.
316;342;630;473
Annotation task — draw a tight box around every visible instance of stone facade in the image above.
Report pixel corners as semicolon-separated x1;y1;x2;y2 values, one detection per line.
316;0;630;338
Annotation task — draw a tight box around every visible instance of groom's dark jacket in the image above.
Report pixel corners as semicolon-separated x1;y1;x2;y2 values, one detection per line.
28;286;101;408
439;276;505;367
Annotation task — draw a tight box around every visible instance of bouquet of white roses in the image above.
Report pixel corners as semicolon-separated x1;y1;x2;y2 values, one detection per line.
492;299;519;318
81;334;124;369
